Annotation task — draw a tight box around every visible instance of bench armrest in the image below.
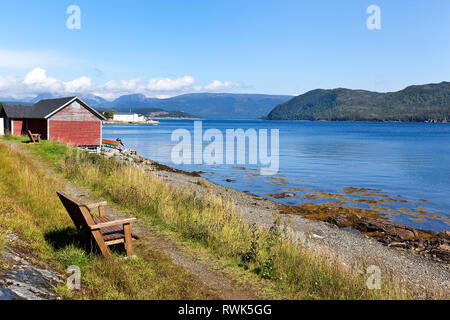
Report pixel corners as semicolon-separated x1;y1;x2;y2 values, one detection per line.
85;201;108;210
90;218;137;230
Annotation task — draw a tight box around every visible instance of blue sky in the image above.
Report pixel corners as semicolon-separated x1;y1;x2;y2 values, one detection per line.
0;0;449;100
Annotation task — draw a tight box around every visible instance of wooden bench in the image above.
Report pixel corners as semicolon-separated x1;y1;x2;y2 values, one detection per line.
27;130;41;144
56;191;138;258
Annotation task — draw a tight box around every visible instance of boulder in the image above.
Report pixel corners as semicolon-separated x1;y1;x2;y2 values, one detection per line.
355;217;388;233
430;244;450;262
284;193;295;198
388;241;407;248
388;225;417;241
355;217;417;241
438;230;450;241
326;215;349;228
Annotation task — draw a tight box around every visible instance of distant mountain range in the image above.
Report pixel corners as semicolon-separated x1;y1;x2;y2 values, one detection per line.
121;107;199;119
266;82;450;122
4;82;449;122
1;93;292;120
99;93;293;119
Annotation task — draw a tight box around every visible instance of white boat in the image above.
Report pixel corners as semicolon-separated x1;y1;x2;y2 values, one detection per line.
147;119;160;125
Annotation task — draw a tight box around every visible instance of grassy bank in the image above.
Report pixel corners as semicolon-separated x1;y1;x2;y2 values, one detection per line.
0;137;420;299
0;139;211;299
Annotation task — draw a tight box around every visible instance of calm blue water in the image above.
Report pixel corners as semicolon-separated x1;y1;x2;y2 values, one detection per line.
103;120;450;232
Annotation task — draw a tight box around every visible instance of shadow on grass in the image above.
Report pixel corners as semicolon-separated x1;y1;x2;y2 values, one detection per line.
44;227;128;257
45;227;95;253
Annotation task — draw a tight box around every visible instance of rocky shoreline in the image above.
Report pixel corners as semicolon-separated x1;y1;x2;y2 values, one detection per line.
281;204;450;263
99;146;449;296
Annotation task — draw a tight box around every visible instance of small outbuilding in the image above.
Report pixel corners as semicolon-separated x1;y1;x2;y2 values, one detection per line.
0;96;106;147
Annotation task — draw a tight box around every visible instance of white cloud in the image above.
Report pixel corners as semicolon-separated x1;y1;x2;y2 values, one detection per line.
23;68;64;93
145;76;195;91
23;68;47;84
203;80;240;92
65;76;92;92
0;68;243;101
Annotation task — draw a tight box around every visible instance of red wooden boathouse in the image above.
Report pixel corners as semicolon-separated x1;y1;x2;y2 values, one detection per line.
0;96;106;147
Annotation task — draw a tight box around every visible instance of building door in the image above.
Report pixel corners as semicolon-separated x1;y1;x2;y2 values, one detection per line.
0;118;4;135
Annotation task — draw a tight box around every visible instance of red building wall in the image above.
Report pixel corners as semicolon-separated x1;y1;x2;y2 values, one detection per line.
50;101;99;121
48;101;102;146
49;121;101;146
12;120;24;135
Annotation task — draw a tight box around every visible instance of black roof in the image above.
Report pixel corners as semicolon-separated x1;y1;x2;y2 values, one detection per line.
31;96;77;118
0;96;105;120
1;104;34;118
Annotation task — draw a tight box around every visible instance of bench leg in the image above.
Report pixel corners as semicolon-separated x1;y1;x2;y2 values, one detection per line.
123;223;135;258
91;230;112;258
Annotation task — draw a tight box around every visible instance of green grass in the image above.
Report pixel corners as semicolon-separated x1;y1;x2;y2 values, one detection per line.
0;134;70;165
28;140;71;165
0;135;28;142
0;140;212;300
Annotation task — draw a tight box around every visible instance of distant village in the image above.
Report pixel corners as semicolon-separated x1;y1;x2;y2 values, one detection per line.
107;112;160;125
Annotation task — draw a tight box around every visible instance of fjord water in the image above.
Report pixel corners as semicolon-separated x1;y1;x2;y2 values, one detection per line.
103;120;450;232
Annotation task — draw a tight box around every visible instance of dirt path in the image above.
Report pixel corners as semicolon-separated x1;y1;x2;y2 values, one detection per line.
10;142;272;300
